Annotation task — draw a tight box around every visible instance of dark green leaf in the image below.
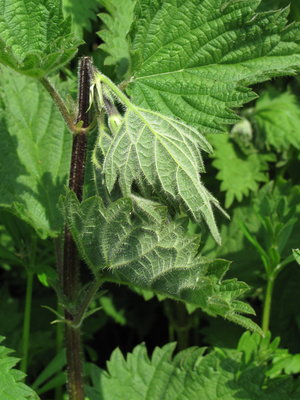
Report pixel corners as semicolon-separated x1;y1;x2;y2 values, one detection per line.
0;0;81;77
129;0;300;132
0;67;72;238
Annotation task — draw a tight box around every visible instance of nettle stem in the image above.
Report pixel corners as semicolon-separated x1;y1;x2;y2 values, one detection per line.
20;270;34;374
21;236;37;375
262;276;275;334
62;57;92;400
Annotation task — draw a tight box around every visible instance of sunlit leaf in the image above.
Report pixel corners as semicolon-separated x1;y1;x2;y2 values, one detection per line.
0;0;81;77
85;334;300;400
128;0;300;132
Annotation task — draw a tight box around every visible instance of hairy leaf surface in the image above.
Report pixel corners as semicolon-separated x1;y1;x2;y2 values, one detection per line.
0;0;81;77
210;134;272;207
64;191;260;332
0;67;72;238
128;0;300;133
99;90;222;242
0;337;39;400
85;336;300;400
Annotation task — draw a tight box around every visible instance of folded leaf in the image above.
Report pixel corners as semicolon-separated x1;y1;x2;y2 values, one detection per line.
64;191;261;332
103;105;222;242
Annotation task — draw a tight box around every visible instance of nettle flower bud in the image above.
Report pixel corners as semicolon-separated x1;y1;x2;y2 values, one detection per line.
103;96;123;135
108;112;123;135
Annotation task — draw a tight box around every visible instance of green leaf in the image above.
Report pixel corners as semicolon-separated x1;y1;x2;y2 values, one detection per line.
258;0;300;22
0;337;40;400
258;0;290;11
0;0;81;77
237;331;300;378
253;87;300;150
210;134;271;207
94;73;223;242
32;350;66;393
99;296;127;325
64;191;261;332
85;338;300;400
271;263;300;352
293;249;300;265
104;107;222;241
0;67;72;238
128;0;300;133
98;0;136;77
63;0;101;35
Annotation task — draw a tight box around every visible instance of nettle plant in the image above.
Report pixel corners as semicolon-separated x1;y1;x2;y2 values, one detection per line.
1;0;300;399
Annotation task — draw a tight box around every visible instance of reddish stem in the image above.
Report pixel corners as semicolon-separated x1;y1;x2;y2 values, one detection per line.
62;57;92;400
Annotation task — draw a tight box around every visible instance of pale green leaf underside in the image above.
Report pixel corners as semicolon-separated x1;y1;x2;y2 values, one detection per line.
98;0;136;76
86;340;300;400
0;67;72;238
0;0;81;77
64;192;261;332
254;88;300;150
129;0;300;133
210;134;271;207
0;337;39;400
103;106;222;243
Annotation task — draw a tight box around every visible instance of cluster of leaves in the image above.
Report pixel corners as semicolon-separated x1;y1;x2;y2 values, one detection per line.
0;0;299;399
85;332;300;400
63;190;257;330
0;337;39;399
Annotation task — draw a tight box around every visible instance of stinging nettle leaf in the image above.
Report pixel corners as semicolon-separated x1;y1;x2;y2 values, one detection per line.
209;134;272;207
86;337;300;400
64;191;261;333
0;67;72;238
253;87;300;151
98;0;136;77
0;0;81;77
63;0;101;36
0;337;40;399
128;0;300;133
93;72;224;243
104;108;222;242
